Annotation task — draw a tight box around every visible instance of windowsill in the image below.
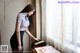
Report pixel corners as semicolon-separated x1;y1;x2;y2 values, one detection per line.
46;37;80;53
64;43;80;53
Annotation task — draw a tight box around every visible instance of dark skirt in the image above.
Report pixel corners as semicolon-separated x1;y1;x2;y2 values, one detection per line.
10;31;24;50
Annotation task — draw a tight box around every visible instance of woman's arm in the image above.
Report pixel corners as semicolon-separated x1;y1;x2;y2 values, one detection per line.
25;27;38;41
16;22;21;46
15;14;22;51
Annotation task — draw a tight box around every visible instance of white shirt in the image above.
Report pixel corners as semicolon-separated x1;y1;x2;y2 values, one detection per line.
17;13;30;31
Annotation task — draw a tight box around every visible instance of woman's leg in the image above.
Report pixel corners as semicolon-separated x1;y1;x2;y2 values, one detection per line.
12;49;18;53
10;32;18;53
10;31;24;53
12;48;23;53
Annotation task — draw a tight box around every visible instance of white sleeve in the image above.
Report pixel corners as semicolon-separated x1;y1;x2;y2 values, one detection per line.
17;13;22;23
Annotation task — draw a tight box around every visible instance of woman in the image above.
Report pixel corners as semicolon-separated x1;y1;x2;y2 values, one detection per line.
10;4;38;53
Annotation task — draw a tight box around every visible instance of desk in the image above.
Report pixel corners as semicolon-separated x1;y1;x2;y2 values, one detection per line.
33;46;61;53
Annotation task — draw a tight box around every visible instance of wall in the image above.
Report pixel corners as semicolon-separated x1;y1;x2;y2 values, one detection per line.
0;0;33;52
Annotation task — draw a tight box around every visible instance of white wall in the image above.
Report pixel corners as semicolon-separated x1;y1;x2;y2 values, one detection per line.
0;0;32;52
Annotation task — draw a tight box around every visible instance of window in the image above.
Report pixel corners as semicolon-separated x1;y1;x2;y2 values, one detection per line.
42;0;80;52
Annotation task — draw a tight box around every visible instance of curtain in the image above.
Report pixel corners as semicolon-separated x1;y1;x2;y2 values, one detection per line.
41;0;80;53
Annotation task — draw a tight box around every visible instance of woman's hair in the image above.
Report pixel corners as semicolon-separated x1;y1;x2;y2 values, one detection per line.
20;4;35;13
19;4;35;26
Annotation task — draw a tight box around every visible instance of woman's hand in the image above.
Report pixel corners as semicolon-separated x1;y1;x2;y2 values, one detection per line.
26;27;39;41
34;38;39;41
18;45;22;51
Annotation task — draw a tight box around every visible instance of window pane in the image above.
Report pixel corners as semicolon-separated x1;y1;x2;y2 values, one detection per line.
46;0;62;42
63;4;73;43
77;4;80;47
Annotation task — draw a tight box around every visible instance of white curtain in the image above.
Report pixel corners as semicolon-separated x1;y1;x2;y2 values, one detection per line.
42;0;80;53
